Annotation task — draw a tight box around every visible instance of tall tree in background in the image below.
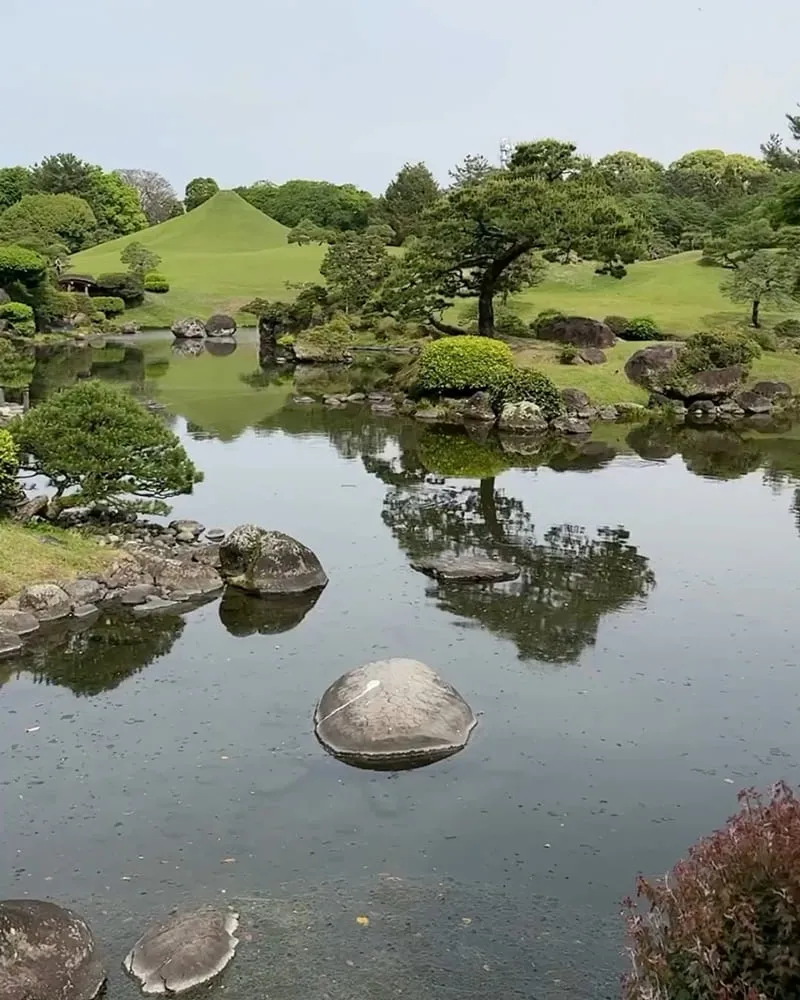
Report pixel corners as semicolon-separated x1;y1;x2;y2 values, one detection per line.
720;249;800;327
762;103;800;173
448;154;497;191
380;162;440;244
118;169;182;224
184;177;219;211
0;167;32;212
237;179;374;232
0;193;97;253
320;232;393;313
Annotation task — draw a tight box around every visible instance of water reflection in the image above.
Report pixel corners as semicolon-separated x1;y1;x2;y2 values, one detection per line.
218;586;323;637
205;337;237;357
171;339;205;358
11;609;185;696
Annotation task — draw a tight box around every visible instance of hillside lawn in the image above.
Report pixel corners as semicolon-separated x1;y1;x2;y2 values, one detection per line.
72;191;800;335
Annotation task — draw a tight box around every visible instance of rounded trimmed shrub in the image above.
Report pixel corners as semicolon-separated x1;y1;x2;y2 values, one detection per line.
680;330;761;374
0;300;35;335
491;366;563;420
0;244;47;285
604;315;630;336
0;427;19;510
774;318;800;339
89;296;125;317
415;336;514;395
89;311;107;324
558;344;579;365
625;783;800;1000
144;272;170;294
93;272;144;305
621;316;661;341
531;308;565;338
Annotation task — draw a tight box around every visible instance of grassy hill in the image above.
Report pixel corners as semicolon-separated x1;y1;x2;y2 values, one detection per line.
72;192;800;333
72;191;326;327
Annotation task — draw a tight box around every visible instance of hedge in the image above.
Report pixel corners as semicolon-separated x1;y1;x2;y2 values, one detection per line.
144;272;170;293
491;366;563;419
89;296;126;317
93;272;144;305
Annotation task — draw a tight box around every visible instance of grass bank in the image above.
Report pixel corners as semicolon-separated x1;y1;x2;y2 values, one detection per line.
0;522;119;600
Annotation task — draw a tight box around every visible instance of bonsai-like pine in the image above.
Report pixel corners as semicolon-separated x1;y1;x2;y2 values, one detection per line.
13;380;202;514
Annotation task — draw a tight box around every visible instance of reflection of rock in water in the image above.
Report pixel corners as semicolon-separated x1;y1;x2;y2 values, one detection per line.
172;339;206;358
73;875;623;999
206;337;237;358
218;586;323;636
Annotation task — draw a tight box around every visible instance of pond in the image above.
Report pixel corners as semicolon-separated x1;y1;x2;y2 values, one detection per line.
4;332;800;998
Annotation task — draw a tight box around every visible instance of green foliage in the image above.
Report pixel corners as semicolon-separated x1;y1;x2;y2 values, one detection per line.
13;380;202;514
0;166;32;211
0;338;35;389
624;784;800;1000
0;244;47;287
89;295;125;317
320;232;393;312
490;366;563;419
603;315;630;335
621;316;662;340
364;222;396;245
751;328;778;351
380;162;440;243
679;330;762;374
116;169;181;225
0;428;19;510
287;217;331;245
415;336;515;395
531;308;566;337
595;151;664;195
120;240;161;277
94;272;145;305
143;272;170;293
494;310;529;338
774;317;800;338
448;154;498;191
0;193;97;252
558;344;579;364
184;177;219;212
720;249;799;326
294;314;354;360
701;218;779;269
238;179;374;231
0;301;35;327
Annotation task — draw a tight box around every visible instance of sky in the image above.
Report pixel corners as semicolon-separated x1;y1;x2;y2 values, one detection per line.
5;0;800;195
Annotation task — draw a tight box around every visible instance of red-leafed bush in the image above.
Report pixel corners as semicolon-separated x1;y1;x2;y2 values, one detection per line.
624;783;800;1000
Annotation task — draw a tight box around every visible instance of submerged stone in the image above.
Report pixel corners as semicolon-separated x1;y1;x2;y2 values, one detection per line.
0;628;22;658
219;524;328;596
411;555;520;583
123;906;239;995
314;658;477;770
0;898;106;1000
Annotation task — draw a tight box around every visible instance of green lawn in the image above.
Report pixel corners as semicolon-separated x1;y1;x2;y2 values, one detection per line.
72;191;800;335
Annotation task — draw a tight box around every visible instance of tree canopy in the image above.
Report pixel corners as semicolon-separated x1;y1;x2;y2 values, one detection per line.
185;176;219;211
320;232;393;313
118;169;183;224
239;179;375;232
0;193;97;253
380;162;440;243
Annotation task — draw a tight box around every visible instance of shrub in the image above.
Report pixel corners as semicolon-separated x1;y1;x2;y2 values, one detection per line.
751;328;778;352
621;316;661;341
37;288;81;324
89;296;125;317
0;339;35;389
490;366;563;419
0;427;19;510
93;272;144;305
294;314;355;360
415;335;514;395
625;783;800;1000
144;272;170;294
680;330;761;375
13;380;203;514
0;300;35;335
558;344;579;365
89;311;107;324
494;310;529;338
604;315;630;336
774;318;800;339
0;244;47;287
531;308;565;338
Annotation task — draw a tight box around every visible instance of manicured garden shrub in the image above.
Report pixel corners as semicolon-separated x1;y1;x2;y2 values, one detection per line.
0;427;19;510
680;330;761;374
0;301;35;335
774;318;800;339
604;315;630;336
93;272;144;305
530;308;565;338
490;366;563;419
0;244;47;286
294;314;355;360
751;328;778;352
89;311;106;324
621;316;662;341
558;344;579;365
625;783;800;1000
144;272;170;293
415;335;514;395
89;296;125;317
494;310;529;338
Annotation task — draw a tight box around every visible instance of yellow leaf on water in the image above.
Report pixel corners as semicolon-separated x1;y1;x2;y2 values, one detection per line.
356;915;370;927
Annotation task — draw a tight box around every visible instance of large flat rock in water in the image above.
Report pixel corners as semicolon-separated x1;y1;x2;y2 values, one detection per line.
411;555;520;583
314;658;477;770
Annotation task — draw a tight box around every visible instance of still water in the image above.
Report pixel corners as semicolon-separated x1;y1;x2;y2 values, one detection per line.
4;335;800;998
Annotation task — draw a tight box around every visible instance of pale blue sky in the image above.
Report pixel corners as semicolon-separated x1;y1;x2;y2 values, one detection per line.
6;0;799;193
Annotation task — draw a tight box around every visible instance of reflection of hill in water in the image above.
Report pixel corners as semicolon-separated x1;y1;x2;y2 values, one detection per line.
8;610;185;696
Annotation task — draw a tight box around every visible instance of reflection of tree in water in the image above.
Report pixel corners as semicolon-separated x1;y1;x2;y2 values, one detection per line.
380;463;654;664
15;610;185;696
626;424;763;479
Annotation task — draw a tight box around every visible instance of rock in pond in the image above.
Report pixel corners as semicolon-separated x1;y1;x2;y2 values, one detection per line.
219;525;328;596
752;380;791;400
0;609;39;636
411;555;520;583
123;906;239;996
735;390;772;414
171;317;205;339
551;416;592;435
18;583;71;621
0;628;22;658
204;313;237;338
497;401;547;434
0;898;106;1000
314;658;477;770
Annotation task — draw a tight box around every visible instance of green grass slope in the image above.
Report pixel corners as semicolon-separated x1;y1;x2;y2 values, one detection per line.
72;191;325;327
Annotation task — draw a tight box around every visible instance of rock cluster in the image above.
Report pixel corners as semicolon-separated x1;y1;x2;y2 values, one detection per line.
171;314;238;340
